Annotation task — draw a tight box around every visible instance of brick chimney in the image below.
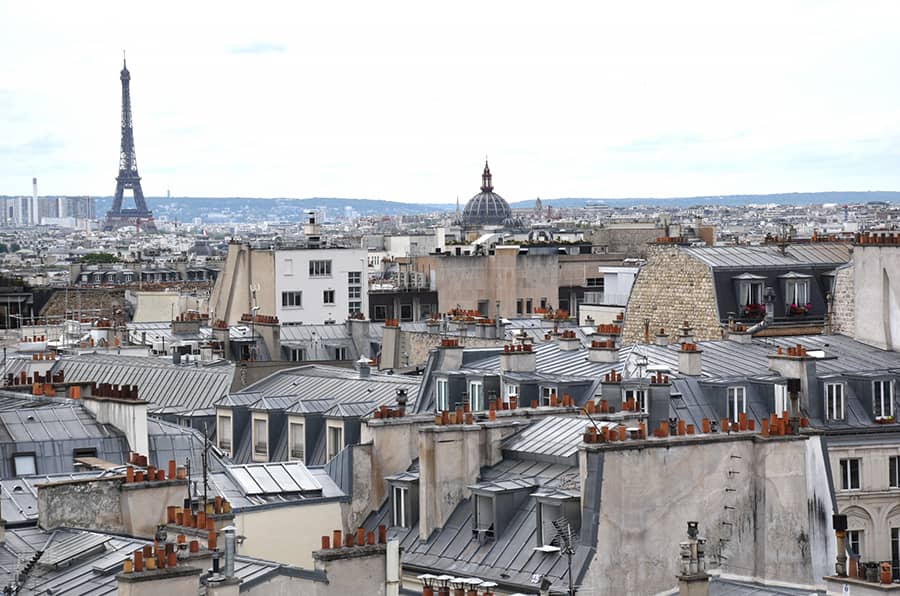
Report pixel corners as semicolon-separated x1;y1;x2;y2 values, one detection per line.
556;330;581;351
435;337;464;372
767;344;820;416
115;547;202;596
587;339;618;363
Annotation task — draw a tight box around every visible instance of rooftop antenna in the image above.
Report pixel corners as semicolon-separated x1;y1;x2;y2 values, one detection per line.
202;421;210;514
551;518;576;596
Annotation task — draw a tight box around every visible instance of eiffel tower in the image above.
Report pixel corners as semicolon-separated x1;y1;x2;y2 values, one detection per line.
103;56;157;232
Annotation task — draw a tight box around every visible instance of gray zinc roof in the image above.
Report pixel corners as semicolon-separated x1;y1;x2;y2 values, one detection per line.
52;353;235;415
680;243;850;269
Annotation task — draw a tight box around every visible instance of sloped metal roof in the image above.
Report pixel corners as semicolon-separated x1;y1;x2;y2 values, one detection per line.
208;466;344;510
224;364;420;412
502;416;618;460
680;243;850;269
0;404;120;443
52;353;235;415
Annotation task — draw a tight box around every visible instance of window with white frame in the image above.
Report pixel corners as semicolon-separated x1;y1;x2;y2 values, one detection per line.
774;384;788;416
323;289;335;305
825;383;845;421
624;388;647;413
348;286;361;300
874;380;894;418
289;422;305;461
12;453;36;477
738;280;763;307
282;291;303;308
327;425;343;461
839;458;860;490
309;260;332;277
348;271;362;285
289;348;305;362
469;381;485;412
504;383;519;405
333;347;348;360
540;386;555;406
890;456;900;489
253;418;268;456
847;529;862;559
348;301;362;315
585;277;604;289
435;379;449;412
727;386;746;423
217;415;232;450
392;485;408;528
785;279;810;307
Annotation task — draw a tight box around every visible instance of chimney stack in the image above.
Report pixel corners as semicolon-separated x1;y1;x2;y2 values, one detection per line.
677;343;703;376
677;521;709;596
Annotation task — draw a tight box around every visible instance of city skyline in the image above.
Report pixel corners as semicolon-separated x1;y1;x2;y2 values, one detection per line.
2;1;900;203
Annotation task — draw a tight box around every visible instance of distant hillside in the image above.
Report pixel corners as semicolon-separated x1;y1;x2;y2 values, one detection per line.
3;191;893;223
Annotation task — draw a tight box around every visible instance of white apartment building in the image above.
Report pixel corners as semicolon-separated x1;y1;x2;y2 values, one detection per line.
274;247;368;325
210;239;368;327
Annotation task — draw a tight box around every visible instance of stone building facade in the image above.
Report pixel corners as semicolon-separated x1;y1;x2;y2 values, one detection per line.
621;244;721;344
830;263;856;337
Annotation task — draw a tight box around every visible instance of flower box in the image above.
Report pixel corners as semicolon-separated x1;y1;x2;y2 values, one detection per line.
788;303;812;316
741;303;765;319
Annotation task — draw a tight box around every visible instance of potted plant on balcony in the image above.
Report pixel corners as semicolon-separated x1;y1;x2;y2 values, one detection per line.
741;303;765;320
875;415;895;424
788;303;812;316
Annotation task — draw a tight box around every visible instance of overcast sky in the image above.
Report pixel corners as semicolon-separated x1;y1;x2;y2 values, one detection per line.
2;1;900;203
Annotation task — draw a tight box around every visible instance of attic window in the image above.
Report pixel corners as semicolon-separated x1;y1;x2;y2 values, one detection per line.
533;490;581;548
13;453;36;477
473;495;495;541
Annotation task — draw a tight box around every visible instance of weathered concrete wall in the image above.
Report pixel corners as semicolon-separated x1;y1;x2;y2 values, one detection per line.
38;477;187;538
621;244;721;343
580;434;833;594
313;544;390;596
852;246;900;350
398;331;503;368
209;243;276;325
830;263;855;337
116;568;202;596
345;443;374;532
433;248;560;318
233;500;343;568
39;477;126;533
360;419;424;517
589;225;664;258
418;421;523;540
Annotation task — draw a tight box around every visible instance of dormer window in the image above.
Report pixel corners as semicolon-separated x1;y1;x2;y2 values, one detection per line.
217;413;232;451
386;472;419;529
874;380;894;419
774;384;788;416
533;488;581;548
780;272;812;311
327;423;344;461
474;494;495;540
624;388;647;414
392;485;409;528
540;385;556;406
435;378;449;412
252;416;268;459
469;381;485;412
289;421;305;462
727;386;746;423
825;383;845;421
504;383;519;406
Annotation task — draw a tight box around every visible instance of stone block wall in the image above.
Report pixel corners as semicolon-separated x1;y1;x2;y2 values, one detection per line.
39;288;127;320
398;330;503;368
621;245;721;344
830;263;855;336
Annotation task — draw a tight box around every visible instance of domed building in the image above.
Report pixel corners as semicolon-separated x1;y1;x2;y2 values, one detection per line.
460;161;514;227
